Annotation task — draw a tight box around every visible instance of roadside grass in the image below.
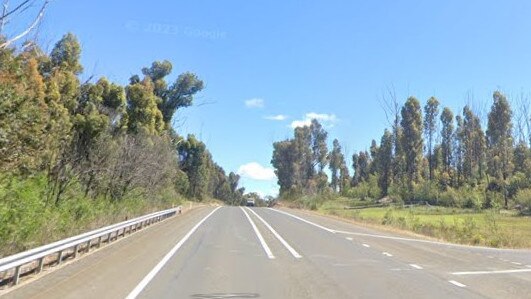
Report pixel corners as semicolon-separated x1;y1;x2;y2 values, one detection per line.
0;174;186;257
315;198;531;248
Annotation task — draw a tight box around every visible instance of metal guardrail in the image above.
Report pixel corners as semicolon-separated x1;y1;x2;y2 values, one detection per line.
0;207;181;287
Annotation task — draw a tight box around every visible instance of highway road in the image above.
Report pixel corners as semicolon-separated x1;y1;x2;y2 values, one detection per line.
2;206;531;298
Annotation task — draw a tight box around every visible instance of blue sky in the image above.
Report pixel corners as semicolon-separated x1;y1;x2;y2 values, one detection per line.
12;0;531;196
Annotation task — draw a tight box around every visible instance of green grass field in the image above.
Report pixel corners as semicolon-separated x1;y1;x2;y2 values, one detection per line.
317;198;531;248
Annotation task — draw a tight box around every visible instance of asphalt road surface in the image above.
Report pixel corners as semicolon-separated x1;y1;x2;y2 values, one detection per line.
2;206;531;299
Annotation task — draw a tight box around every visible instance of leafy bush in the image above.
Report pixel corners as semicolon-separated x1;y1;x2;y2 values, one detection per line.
438;188;459;207
412;182;439;205
515;188;531;214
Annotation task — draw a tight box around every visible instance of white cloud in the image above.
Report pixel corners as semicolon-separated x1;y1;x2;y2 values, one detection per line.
290;119;312;128
264;114;288;121
245;98;264;108
237;162;276;181
306;112;337;122
290;112;338;128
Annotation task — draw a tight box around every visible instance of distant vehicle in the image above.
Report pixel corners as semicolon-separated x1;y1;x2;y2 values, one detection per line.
246;199;255;207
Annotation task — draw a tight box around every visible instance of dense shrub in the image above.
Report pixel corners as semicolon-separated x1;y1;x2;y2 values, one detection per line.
515;188;531;214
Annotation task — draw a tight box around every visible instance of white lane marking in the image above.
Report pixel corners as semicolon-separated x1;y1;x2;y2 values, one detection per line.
346;237;353;241
382;252;393;257
449;280;467;288
362;243;370;248
409;264;423;269
125;207;221;299
246;207;302;259
511;262;522;265
267;208;336;233
241;207;275;259
452;268;531;275
271;209;524;252
527;265;531;268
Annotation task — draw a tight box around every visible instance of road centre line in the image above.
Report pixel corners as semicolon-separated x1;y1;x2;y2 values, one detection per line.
452;268;531;275
362;244;370;248
345;237;353;241
267;208;336;233
409;264;423;269
241;207;275;259
246;208;302;259
125;207;221;299
511;262;522;265
382;252;393;257
449;280;467;288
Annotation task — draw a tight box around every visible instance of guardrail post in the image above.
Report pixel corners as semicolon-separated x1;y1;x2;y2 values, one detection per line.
73;244;79;258
57;250;64;264
37;257;44;273
97;236;103;247
107;232;112;243
85;240;91;253
13;265;21;285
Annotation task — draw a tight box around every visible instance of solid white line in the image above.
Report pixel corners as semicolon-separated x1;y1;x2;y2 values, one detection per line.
246;208;302;259
241;207;275;259
362;243;370;248
346;237;353;241
125;207;221;299
333;229;531;252
452;268;531;275
449;280;466;288
409;264;423;269
382;252;393;257
267;208;336;233
527;265;531;268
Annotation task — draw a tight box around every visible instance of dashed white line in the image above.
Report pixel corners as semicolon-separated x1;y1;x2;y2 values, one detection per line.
267;208;336;233
511;261;522;265
527;265;531;268
362;244;370;248
346;237;353;241
382;252;393;257
449;280;467;288
409;264;423;269
241;207;275;259
452;268;531;275
246;207;302;259
125;207;221;299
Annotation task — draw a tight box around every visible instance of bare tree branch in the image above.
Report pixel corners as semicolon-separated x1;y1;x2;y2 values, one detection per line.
0;0;33;22
0;0;48;49
0;1;8;33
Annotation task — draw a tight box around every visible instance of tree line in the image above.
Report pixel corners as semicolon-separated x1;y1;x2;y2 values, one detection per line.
272;93;531;212
0;33;245;205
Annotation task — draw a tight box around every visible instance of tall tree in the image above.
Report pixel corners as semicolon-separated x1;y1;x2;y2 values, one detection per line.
378;129;393;196
461;106;486;184
400;97;424;192
294;126;313;188
177;135;211;199
328;138;344;192
271;139;298;195
486;91;514;207
140;60;203;126
423;97;440;181
310;119;328;173
369;139;380;175
126;78;164;135
440;107;454;187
